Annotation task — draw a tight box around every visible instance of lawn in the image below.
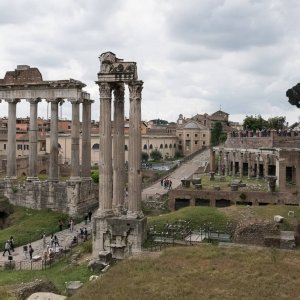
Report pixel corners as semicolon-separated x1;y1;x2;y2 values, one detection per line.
71;244;300;300
0;199;69;249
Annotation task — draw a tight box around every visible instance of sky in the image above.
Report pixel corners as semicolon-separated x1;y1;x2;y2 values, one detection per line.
1;0;300;125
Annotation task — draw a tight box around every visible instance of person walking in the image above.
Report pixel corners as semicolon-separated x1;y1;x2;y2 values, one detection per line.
70;219;74;232
28;244;34;260
42;232;46;249
2;240;11;256
9;236;15;252
23;245;28;259
54;235;60;248
88;211;92;223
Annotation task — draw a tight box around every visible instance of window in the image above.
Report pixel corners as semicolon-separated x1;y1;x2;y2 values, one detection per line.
203;134;206;138
149;144;153;150
173;144;176;148
124;145;128;151
195;141;198;145
17;144;22;150
187;134;190;137
165;144;168;148
143;144;147;150
169;144;172;148
195;134;198;137
179;133;182;137
160;144;163;149
203;141;206;145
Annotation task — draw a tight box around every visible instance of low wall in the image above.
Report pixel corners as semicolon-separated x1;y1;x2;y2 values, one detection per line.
169;189;300;210
2;179;98;216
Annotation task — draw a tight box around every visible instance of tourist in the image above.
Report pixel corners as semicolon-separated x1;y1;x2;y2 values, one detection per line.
160;178;164;186
54;235;60;247
58;219;63;231
50;234;55;248
23;245;28;259
169;180;172;190
2;240;11;256
42;232;46;249
88;211;92;223
28;244;34;260
84;227;88;241
9;236;14;252
70;219;74;232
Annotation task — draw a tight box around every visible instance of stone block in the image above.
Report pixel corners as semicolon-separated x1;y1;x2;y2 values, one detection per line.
98;251;112;264
65;281;83;296
4;260;15;270
274;215;284;223
231;184;239;191
32;255;42;262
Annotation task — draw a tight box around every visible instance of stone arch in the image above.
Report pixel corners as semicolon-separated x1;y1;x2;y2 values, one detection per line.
92;143;100;150
39;169;47;175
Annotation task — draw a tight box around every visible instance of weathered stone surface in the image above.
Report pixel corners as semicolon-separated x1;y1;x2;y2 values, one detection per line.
87;259;107;272
26;292;66;300
65;281;83;296
14;280;59;300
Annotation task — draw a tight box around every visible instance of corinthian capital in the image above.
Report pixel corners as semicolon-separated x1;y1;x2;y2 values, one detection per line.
129;81;143;101
99;82;112;99
113;83;125;103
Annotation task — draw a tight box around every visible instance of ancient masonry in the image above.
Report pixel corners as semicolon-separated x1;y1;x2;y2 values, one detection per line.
92;52;147;259
0;65;98;215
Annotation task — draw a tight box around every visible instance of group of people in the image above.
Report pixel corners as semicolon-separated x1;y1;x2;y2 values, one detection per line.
160;177;172;190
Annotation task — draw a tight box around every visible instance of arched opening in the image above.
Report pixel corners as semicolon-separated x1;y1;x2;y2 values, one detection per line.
92;143;100;150
143;144;147;150
160;144;163;149
149;144;153;150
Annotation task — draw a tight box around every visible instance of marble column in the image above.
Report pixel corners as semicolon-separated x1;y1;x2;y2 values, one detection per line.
128;81;144;218
225;152;229;176
209;148;216;172
217;151;222;175
69;98;82;181
81;99;93;179
247;153;251;179
239;152;243;178
264;154;269;178
27;98;41;181
98;82;113;215
47;99;61;182
113;83;125;214
232;152;236;176
5;99;20;179
256;154;260;179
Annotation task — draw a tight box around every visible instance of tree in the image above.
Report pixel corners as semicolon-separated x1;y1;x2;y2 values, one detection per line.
211;121;227;146
267;116;286;130
243;115;268;131
150;149;163;161
141;151;149;162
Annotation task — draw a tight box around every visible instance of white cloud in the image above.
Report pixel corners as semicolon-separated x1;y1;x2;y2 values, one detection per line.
0;0;300;125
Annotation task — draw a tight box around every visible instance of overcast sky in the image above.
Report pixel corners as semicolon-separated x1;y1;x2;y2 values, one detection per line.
1;0;300;125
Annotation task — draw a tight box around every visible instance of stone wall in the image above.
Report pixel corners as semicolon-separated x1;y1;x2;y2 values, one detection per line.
3;179;98;216
224;137;273;149
169;189;300;210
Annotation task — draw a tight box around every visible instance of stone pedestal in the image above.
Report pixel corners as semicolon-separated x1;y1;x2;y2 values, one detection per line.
93;215;147;260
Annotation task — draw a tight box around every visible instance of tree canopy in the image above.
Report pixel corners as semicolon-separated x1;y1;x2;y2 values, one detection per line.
211;121;227;146
243;115;286;131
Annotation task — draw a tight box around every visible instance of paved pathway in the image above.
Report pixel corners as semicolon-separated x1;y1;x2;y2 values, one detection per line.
0;220;92;264
142;148;209;200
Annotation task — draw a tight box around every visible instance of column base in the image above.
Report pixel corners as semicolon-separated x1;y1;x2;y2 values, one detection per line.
82;177;92;181
68;176;81;182
127;210;144;219
26;177;40;182
4;176;17;181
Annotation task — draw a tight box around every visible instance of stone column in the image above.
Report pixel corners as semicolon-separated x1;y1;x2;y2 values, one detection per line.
81;99;93;179
5;99;20;179
232;152;236;176
47;99;61;182
98;82;113;216
256;154;260;179
209;148;216;172
247;153;251;179
264;154;269;178
27;98;41;181
225;152;229;176
69;98;82;181
217;151;222;175
113;83;125;214
239;152;243;178
128;81;144;218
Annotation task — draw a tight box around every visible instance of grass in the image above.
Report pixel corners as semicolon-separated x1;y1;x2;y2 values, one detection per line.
147;206;232;232
70;244;300;300
0;200;68;249
0;257;94;297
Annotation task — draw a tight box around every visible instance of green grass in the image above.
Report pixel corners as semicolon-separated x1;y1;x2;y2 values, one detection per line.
148;206;231;232
0;257;94;295
70;244;300;300
0;201;68;249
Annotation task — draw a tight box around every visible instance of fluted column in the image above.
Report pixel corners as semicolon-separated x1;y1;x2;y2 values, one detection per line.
5;99;20;179
27;98;41;181
98;82;113;215
113;83;125;213
82;99;93;179
69;98;82;181
239;152;243;178
225;152;229;176
128;81;143;218
232;152;236;176
47;99;61;182
217;151;222;175
256;154;260;179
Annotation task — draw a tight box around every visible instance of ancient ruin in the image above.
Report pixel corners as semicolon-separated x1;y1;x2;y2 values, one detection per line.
92;52;147;259
0;65;97;215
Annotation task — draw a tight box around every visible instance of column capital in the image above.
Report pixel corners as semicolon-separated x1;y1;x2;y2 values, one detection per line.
46;98;64;104
99;82;112;99
27;98;42;104
68;98;82;104
83;99;94;105
5;98;20;104
129;81;143;100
